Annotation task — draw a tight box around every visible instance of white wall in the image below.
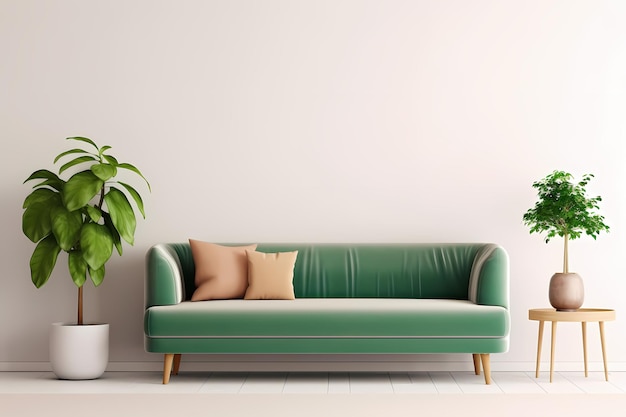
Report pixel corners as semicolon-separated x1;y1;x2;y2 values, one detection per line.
2;0;625;372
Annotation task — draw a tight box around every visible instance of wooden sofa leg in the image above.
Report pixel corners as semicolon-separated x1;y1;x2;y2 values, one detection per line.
480;354;492;385
173;354;182;375
163;354;175;384
472;354;481;375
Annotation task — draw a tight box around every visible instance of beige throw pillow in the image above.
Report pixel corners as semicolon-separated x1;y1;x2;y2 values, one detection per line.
244;250;298;300
189;240;258;301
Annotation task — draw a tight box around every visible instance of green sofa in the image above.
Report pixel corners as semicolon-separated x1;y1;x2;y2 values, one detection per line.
144;243;510;384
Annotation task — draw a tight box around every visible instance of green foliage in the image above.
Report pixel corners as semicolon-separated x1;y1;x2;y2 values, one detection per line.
22;137;150;291
522;171;609;244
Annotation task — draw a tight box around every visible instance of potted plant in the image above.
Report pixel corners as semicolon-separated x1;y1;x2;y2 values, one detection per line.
22;136;150;379
522;170;609;311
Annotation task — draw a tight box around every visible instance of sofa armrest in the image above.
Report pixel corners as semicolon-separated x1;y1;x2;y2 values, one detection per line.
145;244;186;308
468;244;509;308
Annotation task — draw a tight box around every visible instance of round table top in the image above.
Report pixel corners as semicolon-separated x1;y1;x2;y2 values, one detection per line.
529;308;615;322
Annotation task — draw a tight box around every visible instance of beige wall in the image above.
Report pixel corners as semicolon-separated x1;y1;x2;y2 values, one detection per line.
2;0;625;371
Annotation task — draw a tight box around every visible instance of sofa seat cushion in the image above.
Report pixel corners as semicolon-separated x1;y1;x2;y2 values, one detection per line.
145;299;509;338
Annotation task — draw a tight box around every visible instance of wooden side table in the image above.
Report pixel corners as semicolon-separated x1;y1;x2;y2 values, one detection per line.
528;308;615;382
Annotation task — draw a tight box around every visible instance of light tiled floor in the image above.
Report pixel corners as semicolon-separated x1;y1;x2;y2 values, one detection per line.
1;371;625;394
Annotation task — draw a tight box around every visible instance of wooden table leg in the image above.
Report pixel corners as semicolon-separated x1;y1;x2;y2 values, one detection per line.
173;354;182;375
472;354;481;375
163;354;174;384
599;321;609;381
550;321;557;383
480;354;491;385
581;322;588;377
535;320;545;378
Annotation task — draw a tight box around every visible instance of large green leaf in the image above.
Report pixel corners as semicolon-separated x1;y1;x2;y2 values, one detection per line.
59;155;98;175
103;212;123;256
118;163;151;191
23;189;63;241
104;188;136;245
24;170;65;191
23;188;60;209
103;155;119;166
68;250;87;287
63;171;104;211
86;205;103;223
22;200;61;243
67;136;99;151
80;223;113;270
50;206;83;251
89;265;105;287
54;148;93;164
30;235;62;288
91;163;117;181
118;182;146;218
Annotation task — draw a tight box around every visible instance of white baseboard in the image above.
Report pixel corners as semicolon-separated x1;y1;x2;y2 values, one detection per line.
3;360;626;373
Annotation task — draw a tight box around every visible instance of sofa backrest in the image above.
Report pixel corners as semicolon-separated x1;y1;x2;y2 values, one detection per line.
162;243;497;301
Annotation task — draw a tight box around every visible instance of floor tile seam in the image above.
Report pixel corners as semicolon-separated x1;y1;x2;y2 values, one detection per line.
425;372;441;394
559;372;598;393
522;371;549;394
327;372;332;394
236;373;249;394
450;371;505;394
384;372;394;394
558;371;626;394
487;373;505;394
448;371;464;393
426;371;439;394
536;371;586;394
280;373;288;394
196;372;213;393
390;372;438;394
389;372;402;394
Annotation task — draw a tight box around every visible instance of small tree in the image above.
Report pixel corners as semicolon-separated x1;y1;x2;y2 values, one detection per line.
522;170;609;273
22;137;150;325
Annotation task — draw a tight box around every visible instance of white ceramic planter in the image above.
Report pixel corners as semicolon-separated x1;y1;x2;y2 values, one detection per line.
49;322;109;380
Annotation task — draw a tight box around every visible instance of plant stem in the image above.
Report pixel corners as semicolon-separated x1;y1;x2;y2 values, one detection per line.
78;286;83;325
98;185;105;209
563;233;569;274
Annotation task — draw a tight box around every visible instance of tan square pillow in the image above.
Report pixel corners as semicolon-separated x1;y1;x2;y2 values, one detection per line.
189;240;258;301
244;250;298;300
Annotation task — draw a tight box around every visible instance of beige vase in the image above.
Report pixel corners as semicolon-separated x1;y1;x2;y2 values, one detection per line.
549;272;584;311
